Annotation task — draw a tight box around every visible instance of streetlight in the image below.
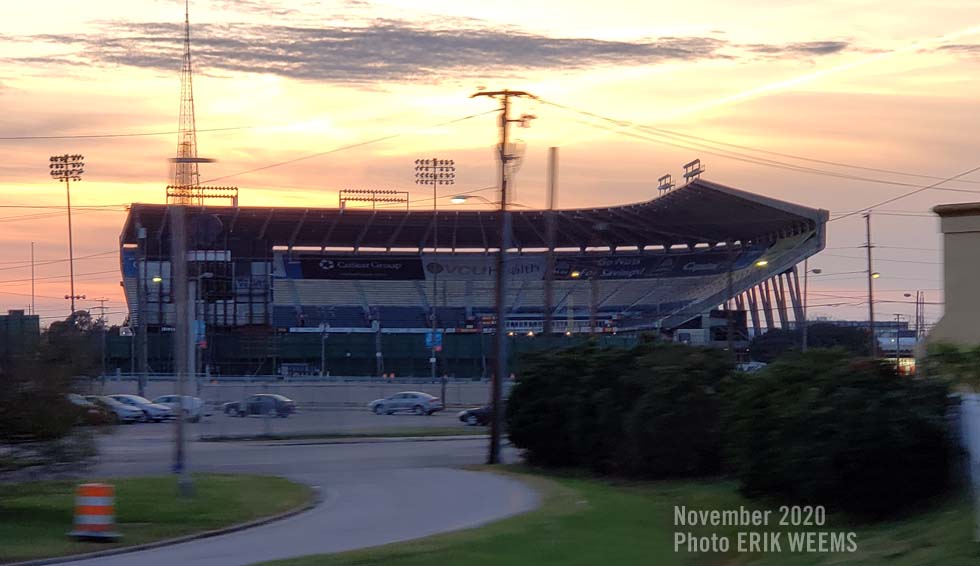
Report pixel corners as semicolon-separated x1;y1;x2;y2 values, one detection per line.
49;154;84;315
801;262;822;352
415;158;455;402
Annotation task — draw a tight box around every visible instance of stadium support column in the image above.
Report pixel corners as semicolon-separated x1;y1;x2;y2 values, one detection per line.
543;147;558;336
470;89;537;465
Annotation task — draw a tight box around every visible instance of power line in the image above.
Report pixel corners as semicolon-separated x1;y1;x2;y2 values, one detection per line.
537;98;980;195
829;165;980;222
817;253;941;265
0;126;253;141
0;250;117;272
200;110;496;185
0;268;119;285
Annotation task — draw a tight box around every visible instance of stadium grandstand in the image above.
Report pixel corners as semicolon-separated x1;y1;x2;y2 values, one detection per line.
117;178;828;376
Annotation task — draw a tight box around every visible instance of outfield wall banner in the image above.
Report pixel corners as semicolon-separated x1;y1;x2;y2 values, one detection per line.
421;254;544;281
274;246;770;282
291;255;425;280
553;249;766;279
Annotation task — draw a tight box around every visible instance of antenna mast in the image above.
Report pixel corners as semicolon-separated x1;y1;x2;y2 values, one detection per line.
169;0;221;205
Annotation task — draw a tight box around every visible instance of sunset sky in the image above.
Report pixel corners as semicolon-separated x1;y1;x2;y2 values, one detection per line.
2;0;979;326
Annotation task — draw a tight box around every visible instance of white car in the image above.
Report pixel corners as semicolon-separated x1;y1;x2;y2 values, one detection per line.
152;395;210;422
86;395;145;424
108;394;175;422
368;391;444;416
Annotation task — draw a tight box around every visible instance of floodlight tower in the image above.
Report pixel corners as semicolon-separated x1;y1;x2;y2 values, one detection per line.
169;0;214;204
415;158;455;398
49;153;84;315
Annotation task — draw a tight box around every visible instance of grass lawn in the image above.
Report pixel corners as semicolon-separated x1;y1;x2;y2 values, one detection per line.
264;467;979;566
199;427;487;442
0;473;312;563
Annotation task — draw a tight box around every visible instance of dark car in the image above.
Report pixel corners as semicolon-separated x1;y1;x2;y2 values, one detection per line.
458;403;506;426
223;394;296;417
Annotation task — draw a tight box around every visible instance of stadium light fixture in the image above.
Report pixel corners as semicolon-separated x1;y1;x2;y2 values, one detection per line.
415;158;456;399
49;153;84;315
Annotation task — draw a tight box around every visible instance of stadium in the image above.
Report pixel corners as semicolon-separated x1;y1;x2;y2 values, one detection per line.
117;178;828;377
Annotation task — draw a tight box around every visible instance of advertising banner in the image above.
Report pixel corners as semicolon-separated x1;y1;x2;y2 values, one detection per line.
289;255;425;280
421;254;544;281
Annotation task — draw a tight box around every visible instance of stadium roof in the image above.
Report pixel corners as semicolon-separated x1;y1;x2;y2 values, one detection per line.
121;179;828;251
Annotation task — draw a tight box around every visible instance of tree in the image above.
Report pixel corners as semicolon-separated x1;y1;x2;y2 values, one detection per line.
42;310;102;376
749;323;870;362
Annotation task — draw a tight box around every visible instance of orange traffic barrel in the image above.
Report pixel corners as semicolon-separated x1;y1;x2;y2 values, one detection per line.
68;483;120;540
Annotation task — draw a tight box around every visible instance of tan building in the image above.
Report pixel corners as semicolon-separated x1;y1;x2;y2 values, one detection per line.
928;203;980;346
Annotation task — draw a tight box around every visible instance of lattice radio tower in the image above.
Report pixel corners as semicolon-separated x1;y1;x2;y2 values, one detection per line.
167;0;237;206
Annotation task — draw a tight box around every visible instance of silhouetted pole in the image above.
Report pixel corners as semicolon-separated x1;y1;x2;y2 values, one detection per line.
864;212;877;358
543;147;558;336
171;205;193;496
471;89;537;464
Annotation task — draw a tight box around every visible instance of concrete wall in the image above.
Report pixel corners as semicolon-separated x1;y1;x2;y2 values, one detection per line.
928;203;980;347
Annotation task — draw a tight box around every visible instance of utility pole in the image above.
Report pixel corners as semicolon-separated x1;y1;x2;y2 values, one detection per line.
801;261;822;352
93;297;108;378
543;147;558;336
864;212;877;358
137;226;148;397
726;244;735;353
415;158;455;401
172;205;192;496
30;242;35;316
893;313;903;373
470;89;537;465
48;154;84;315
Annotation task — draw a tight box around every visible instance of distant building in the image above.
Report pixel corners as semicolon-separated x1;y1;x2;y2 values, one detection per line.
928;203;980;347
0;309;40;362
813;318;910;336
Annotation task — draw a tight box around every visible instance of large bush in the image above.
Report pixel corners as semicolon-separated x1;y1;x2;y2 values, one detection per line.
725;349;952;517
506;339;732;477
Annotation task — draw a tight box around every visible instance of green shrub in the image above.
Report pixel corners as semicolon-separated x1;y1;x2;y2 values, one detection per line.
725;349;952;517
506;339;732;477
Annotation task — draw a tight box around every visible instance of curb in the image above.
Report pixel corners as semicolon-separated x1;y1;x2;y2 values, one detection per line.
198;434;490;446
4;485;323;566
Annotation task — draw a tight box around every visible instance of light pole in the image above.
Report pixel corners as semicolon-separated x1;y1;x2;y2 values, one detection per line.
49;154;84;315
174;270;212;496
470;89;537;465
801;261;822;352
415;158;455;400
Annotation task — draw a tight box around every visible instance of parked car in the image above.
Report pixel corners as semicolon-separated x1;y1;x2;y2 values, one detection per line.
152;395;210;422
108;394;175;422
368;392;444;416
222;394;296;418
85;395;144;424
67;393;113;425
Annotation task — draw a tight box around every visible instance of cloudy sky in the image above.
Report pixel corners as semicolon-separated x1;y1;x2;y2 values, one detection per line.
2;0;979;326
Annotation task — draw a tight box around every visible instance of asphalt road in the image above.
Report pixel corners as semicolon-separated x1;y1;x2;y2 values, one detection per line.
59;427;531;566
107;406;477;441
